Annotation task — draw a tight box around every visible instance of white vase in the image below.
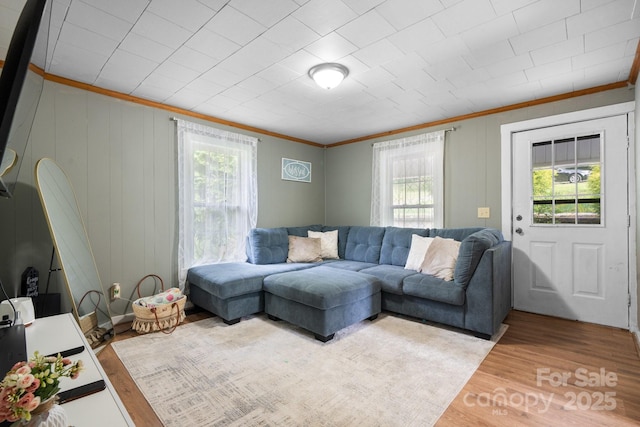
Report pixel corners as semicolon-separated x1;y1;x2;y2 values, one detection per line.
11;396;68;427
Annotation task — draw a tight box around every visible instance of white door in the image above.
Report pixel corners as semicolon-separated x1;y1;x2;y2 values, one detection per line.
512;115;629;329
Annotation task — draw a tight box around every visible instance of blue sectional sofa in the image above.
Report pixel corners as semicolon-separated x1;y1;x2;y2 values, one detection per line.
187;225;512;341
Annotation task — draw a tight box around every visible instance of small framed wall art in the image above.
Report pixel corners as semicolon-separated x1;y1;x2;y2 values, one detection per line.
282;158;312;183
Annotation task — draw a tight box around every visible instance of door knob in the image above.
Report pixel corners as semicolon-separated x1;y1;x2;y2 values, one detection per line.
515;227;523;235
516;215;522;221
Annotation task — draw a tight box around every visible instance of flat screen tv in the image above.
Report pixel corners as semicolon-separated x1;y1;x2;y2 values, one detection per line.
0;0;50;198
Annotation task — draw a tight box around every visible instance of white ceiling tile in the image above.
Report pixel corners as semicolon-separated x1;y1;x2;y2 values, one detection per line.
464;40;515;69
165;87;213;110
47;42;107;83
342;0;386;15
572;40;628;69
186;29;241;62
237;75;279;94
489;0;537;16
364;81;405;99
417;35;470;64
461;13;519;50
447;67;492;89
132;11;193;49
195;0;230;12
304;32;358;61
524;58;572;81
582;56;633;85
230;0;299;27
279;49;324;74
93;75;141;94
204;6;266;45
353;39;405;67
431;0;497;36
530;37;584;66
219;38;291;78
99;50;159;84
382;51;427;77
131;84;175;102
184;77;226;96
257;64;303;86
567;0;635;38
263;16;320;54
509;21;567;55
393;69;437;92
538;69;585;93
118;32;174;63
483;54;533;78
57;21;119;58
424;56;471;80
220;85;260;103
626;37;640;55
78;0;148;24
485;70;528;88
147;0;216;31
154;61;201;83
292;0;358;36
512;0;580;33
387;18;445;54
336;9;397;48
584;18;640;51
169;46;220;73
351;66;396;88
66;1;133;41
375;0;443;30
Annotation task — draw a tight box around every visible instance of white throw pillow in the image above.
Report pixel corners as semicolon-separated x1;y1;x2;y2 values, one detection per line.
404;234;435;271
419;236;461;281
287;236;322;263
308;230;339;259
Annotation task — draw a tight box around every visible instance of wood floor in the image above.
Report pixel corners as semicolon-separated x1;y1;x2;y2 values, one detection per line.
97;310;640;426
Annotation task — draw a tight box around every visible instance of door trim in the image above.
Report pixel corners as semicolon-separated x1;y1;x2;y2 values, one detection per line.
500;101;636;331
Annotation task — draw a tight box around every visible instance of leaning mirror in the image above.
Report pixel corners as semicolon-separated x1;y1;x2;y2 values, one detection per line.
35;158;114;351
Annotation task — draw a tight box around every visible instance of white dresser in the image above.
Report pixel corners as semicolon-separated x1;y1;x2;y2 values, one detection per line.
25;313;134;426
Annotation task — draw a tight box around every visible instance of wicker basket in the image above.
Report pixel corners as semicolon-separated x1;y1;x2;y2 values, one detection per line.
131;274;186;334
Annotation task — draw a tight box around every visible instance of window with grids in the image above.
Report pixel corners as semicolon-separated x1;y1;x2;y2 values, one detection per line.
371;131;444;228
531;133;602;225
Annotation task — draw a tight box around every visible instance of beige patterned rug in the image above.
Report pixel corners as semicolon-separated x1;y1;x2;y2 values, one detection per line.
112;313;505;426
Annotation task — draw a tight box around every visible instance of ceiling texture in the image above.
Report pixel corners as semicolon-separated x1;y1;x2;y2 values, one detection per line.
1;0;639;145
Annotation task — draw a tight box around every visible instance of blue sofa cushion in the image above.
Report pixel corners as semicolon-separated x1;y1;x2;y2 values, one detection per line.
344;226;385;263
263;266;381;310
359;264;419;295
455;228;503;288
323;260;379;271
286;224;323;237
429;227;484;241
403;274;465;306
322;225;351;259
246;227;289;264
187;262;313;299
379;227;429;266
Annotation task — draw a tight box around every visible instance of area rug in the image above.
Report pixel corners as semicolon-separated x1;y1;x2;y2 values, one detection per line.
112;313;506;427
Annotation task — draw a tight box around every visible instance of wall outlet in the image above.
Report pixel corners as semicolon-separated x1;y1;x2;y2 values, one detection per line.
477;207;491;219
110;283;121;301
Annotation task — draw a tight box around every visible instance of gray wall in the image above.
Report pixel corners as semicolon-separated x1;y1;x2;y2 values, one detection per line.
325;87;635;228
0;80;324;316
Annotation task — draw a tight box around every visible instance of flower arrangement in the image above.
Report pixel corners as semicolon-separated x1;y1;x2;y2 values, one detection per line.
0;352;83;423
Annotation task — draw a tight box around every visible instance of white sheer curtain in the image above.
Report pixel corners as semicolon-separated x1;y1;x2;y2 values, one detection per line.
176;119;257;287
371;130;444;228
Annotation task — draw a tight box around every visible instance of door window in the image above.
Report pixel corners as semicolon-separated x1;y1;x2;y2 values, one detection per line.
531;133;602;225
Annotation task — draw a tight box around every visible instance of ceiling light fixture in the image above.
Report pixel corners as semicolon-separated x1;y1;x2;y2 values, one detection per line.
308;63;349;90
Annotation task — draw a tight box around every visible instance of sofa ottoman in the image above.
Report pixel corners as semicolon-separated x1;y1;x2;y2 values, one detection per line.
263;266;382;342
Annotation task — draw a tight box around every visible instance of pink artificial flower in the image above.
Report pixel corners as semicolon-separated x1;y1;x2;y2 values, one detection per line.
26;378;40;393
10;361;25;371
25;396;40;412
15;365;31;376
62;358;71;366
17;392;34;409
16;373;35;389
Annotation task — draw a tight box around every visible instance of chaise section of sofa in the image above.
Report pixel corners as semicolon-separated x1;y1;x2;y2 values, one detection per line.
187;224;512;339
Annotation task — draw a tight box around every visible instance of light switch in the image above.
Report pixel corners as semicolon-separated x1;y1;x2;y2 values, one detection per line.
477;207;490;218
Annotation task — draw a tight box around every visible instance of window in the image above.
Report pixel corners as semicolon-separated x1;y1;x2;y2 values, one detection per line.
531;133;602;225
176;119;257;286
371;131;444;228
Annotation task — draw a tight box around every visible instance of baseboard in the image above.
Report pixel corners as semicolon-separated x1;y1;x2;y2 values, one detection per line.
111;313;135;326
634;331;640;358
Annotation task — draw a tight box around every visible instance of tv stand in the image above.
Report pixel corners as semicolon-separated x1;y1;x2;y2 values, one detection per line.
25;314;133;426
